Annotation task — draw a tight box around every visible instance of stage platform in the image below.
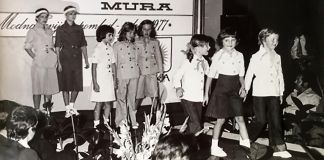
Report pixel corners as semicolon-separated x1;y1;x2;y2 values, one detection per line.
46;103;322;160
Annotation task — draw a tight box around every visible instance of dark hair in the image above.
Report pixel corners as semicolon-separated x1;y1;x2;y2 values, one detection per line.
118;22;136;42
137;19;157;38
258;28;279;46
64;5;76;12
152;133;192;160
6;106;38;140
35;8;49;17
35;8;49;22
187;34;209;62
216;27;239;48
96;25;115;42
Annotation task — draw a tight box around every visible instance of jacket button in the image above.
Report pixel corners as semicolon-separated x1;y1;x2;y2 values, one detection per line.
131;66;133;68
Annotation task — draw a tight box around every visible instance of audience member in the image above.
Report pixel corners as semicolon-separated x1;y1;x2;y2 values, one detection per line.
0;106;41;160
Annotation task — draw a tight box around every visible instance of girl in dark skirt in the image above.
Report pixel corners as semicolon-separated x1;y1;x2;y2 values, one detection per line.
203;28;250;157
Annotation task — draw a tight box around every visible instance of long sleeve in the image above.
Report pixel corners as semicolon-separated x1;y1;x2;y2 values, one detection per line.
244;55;255;93
113;42;119;65
173;60;187;88
154;40;163;73
278;56;285;96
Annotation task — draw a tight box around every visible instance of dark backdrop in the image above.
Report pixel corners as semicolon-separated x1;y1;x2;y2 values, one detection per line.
221;0;324;95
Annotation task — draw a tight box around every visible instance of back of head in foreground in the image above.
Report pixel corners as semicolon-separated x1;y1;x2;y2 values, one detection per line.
6;106;38;141
152;133;197;160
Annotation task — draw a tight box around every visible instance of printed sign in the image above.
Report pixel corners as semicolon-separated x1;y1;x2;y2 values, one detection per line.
0;0;195;109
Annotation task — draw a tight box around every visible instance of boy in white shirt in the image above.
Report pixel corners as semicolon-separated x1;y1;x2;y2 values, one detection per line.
245;28;292;158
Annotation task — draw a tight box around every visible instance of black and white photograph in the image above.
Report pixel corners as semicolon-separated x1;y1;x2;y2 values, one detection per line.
0;0;323;159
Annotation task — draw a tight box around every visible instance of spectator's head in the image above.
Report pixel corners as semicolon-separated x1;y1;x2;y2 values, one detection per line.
137;19;157;38
152;133;196;160
6;106;38;141
258;28;279;50
96;25;115;43
295;74;310;92
118;22;136;42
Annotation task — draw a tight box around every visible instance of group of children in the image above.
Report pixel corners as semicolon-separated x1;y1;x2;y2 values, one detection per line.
25;5;292;159
92;20;163;129
174;28;292;158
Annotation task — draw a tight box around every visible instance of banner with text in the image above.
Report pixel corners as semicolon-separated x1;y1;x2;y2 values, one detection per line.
0;0;195;110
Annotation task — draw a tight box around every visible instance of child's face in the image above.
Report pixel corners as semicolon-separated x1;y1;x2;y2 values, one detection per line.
263;33;279;51
126;30;135;41
36;13;49;25
103;32;114;44
142;24;152;38
194;43;210;56
222;36;237;52
65;11;77;22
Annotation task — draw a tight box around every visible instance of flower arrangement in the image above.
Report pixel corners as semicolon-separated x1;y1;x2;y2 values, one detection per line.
105;104;170;160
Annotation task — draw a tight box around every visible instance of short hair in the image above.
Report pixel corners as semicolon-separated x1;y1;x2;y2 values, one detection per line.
64;5;76;12
6;106;38;140
258;28;279;46
152;133;192;160
187;34;209;62
96;25;115;42
216;27;239;48
137;19;157;38
118;22;136;42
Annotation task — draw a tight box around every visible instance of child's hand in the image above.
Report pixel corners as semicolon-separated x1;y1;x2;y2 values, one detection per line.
93;83;100;92
176;87;184;98
203;95;209;107
57;62;62;72
239;87;246;98
293;37;299;46
157;72;164;82
85;61;90;69
300;36;306;48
